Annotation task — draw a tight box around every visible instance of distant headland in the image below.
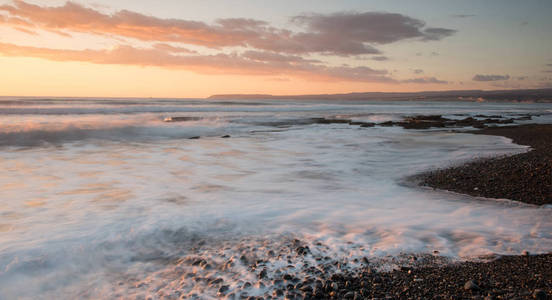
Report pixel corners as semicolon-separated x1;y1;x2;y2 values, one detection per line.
208;88;552;102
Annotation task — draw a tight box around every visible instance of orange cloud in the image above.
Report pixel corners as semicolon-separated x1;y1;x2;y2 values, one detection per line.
0;1;455;56
0;42;395;82
0;1;270;48
0;1;453;85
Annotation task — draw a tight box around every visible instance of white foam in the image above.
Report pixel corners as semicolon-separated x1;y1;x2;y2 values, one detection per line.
0;99;551;298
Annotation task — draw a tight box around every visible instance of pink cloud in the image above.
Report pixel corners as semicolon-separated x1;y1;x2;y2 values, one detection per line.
401;77;448;84
0;42;395;82
0;1;455;56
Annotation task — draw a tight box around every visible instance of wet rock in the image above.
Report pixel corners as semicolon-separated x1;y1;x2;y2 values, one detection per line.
300;285;312;293
218;285;230;295
164;116;202;122
344;291;355;299
273;289;284;297
533;289;547;300
209;278;223;285
240;255;249;264
464;280;480;291
259;268;267;279
296;246;310;256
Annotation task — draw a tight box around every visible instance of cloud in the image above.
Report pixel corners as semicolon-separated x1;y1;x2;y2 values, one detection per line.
241;50;321;63
0;1;455;56
401;77;448;84
290;12;455;55
472;74;510;81
516;76;527;80
413;69;424;74
371;56;388;61
0;42;396;82
422;28;456;41
451;14;476;18
0;1;264;48
152;43;196;54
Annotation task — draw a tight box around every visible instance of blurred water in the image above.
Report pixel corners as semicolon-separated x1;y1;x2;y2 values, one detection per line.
0;98;551;299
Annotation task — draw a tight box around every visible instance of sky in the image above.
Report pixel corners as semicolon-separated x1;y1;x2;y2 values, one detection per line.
0;0;551;98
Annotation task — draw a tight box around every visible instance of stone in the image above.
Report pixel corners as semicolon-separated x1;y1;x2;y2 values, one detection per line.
533;289;547;300
464;280;480;291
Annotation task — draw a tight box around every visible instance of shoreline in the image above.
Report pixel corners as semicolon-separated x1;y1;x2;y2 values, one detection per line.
420;124;552;206
309;124;552;299
308;254;552;299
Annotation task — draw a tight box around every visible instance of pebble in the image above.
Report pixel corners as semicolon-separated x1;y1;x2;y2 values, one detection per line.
464;280;480;291
533;289;547;300
218;285;230;295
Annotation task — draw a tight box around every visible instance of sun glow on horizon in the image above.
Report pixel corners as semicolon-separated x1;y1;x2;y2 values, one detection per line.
0;0;551;97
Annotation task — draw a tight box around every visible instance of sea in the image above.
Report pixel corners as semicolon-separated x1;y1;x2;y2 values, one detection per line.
0;97;551;299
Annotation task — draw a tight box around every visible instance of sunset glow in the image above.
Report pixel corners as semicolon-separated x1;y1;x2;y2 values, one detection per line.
1;0;551;97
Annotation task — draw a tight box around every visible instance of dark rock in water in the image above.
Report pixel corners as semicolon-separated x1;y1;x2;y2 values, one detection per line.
300;285;313;293
189;136;200;139
379;121;395;127
259;268;267;279
475;114;503;118
218;285;229;295
348;121;376;127
273;289;284;297
240;254;248;264
315;118;351;124
533;289;547;300
515;115;533;121
221;135;231;138
209;278;223;285
164;116;202;122
296;246;310;256
464;280;480;291
372;114;524;130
